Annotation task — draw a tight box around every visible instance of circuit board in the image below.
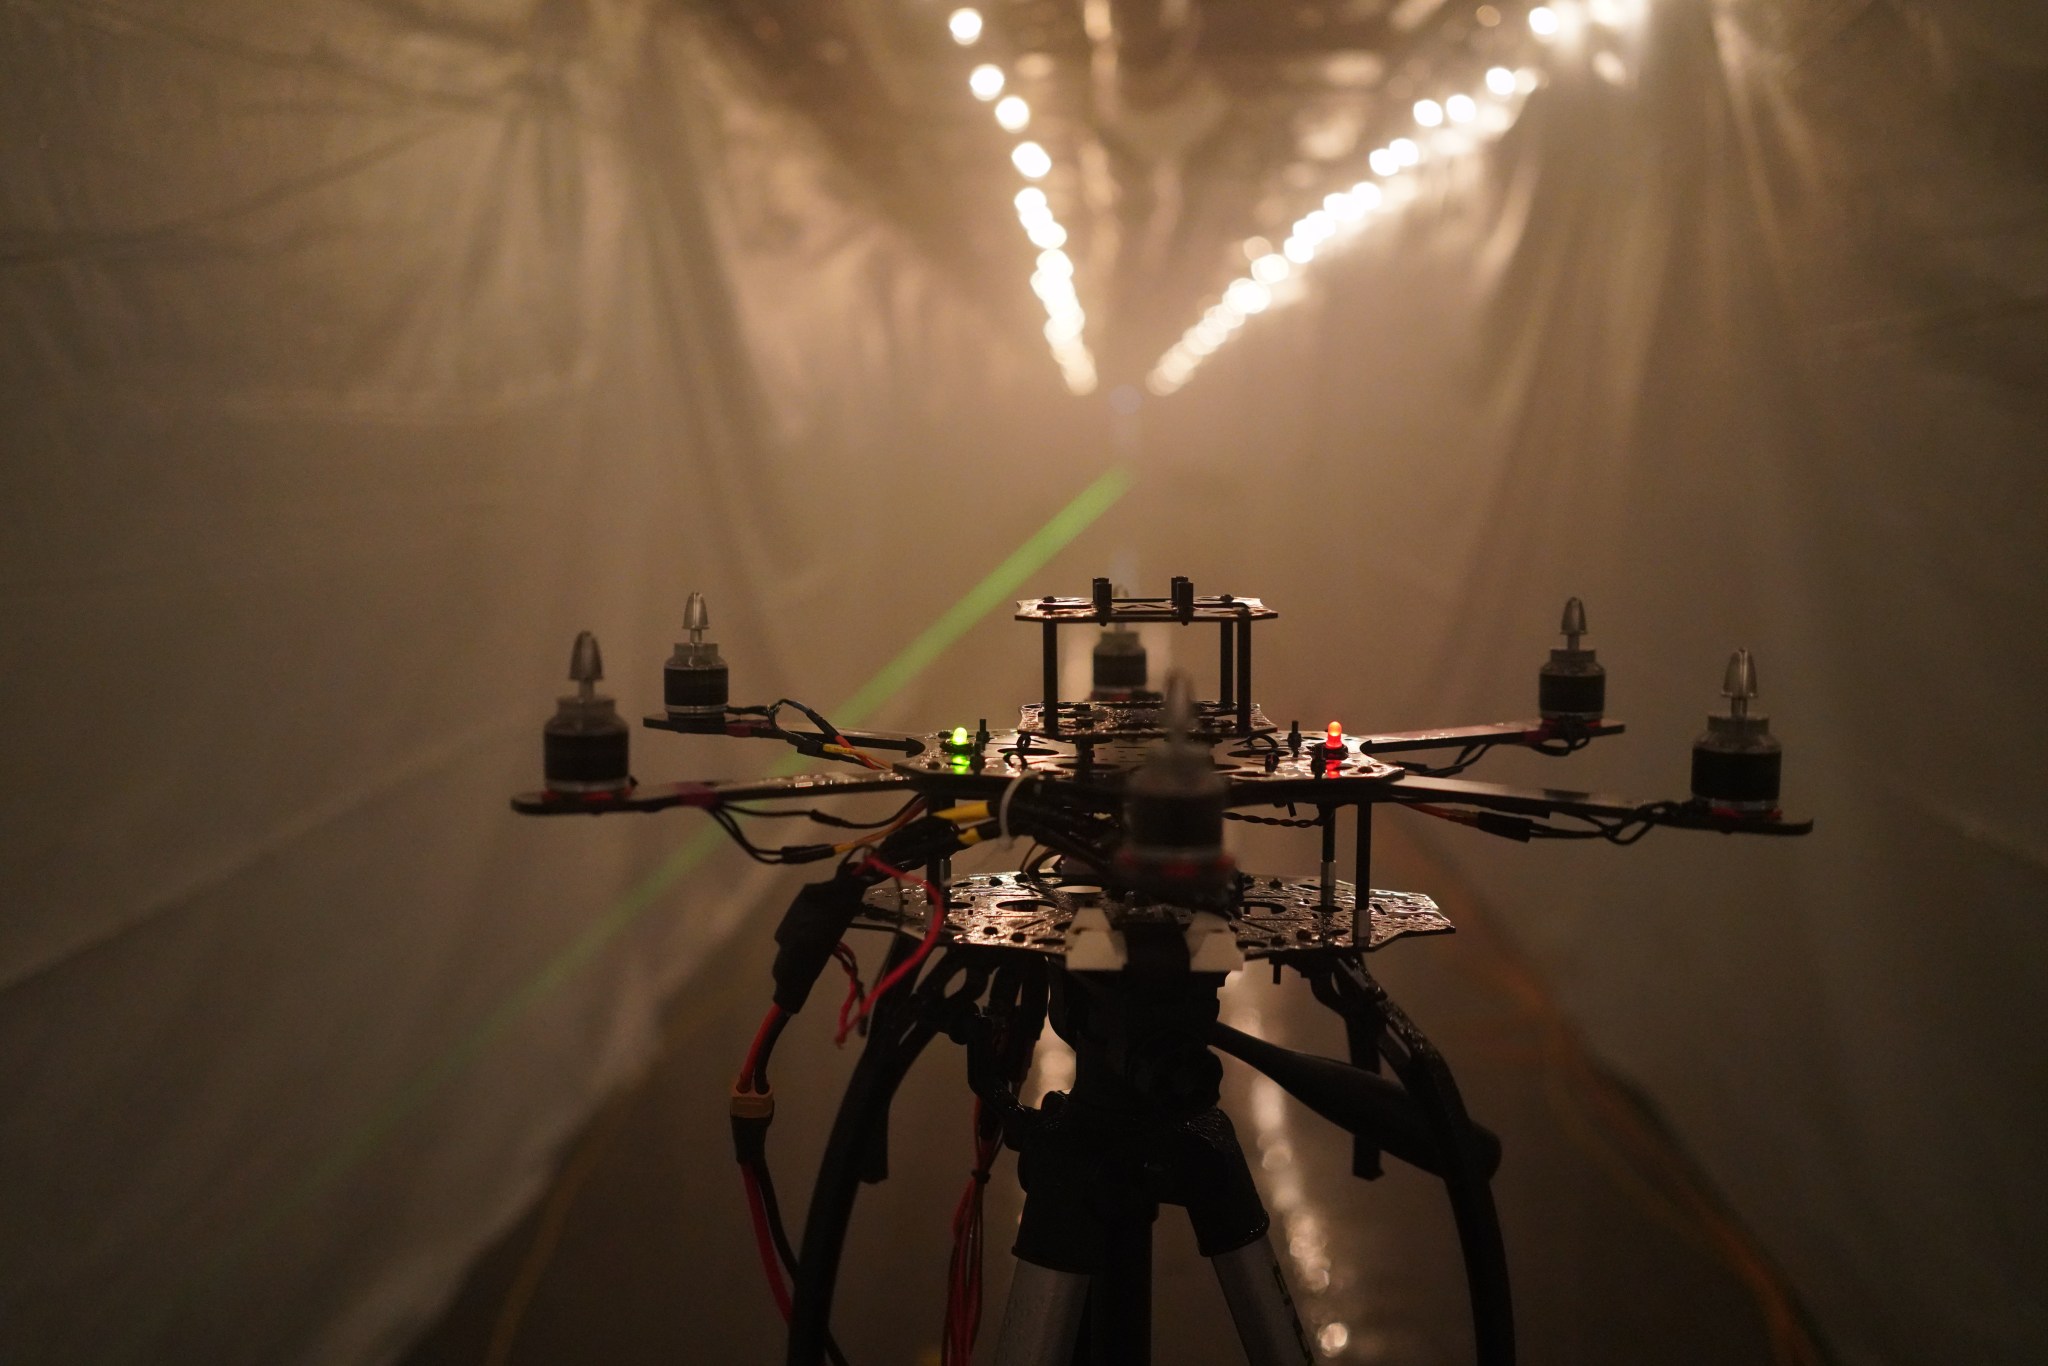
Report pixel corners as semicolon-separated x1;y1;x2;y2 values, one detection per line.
853;870;1452;963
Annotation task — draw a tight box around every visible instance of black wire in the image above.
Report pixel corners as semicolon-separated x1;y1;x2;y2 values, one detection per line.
1398;741;1499;779
723;797;920;830
1225;810;1322;828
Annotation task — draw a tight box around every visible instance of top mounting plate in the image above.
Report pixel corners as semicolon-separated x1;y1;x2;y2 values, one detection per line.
1016;595;1279;624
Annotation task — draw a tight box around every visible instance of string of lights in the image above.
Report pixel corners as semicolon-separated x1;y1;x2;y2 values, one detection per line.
1145;0;1648;398
949;8;1099;396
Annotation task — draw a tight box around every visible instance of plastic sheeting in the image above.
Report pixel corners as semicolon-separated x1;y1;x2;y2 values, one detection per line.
2;2;2044;1364
0;5;1105;1362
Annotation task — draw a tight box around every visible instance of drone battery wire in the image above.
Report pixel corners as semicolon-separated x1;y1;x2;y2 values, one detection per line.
837;856;947;1043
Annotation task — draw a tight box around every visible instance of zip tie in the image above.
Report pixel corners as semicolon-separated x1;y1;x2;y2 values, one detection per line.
998;775;1030;841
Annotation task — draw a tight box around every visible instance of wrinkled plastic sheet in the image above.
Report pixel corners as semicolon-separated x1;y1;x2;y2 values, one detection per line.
2;2;2045;1364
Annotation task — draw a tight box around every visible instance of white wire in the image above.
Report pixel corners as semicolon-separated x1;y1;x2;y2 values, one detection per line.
998;774;1031;841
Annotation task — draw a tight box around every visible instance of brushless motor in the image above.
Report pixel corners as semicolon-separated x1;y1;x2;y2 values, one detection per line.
544;631;631;793
1121;672;1230;895
1091;586;1147;699
664;591;729;719
1538;596;1606;720
1690;649;1781;810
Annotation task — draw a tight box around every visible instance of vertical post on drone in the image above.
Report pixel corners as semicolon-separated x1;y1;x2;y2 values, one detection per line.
1235;606;1254;736
1353;803;1373;896
1219;619;1236;710
1043;619;1060;736
1342;809;1387;1181
1317;807;1338;908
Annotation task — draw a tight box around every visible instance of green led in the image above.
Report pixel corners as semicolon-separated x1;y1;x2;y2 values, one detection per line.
950;725;970;746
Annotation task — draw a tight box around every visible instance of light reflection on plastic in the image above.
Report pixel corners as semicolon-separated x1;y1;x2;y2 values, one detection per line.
1144;0;1573;401
956;17;1094;393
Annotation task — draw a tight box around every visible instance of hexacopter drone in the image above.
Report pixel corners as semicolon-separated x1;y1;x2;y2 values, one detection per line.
512;576;1808;1366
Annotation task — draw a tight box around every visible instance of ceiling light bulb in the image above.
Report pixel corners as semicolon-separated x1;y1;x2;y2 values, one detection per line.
1446;93;1477;123
1529;6;1560;36
995;95;1030;131
1224;278;1272;314
1011;141;1052;179
948;8;984;44
969;64;1005;100
1414;99;1444;127
1251;253;1290;284
1485;66;1516;96
1391;137;1420;166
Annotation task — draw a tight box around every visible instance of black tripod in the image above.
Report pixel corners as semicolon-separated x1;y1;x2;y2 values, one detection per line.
782;916;1511;1366
983;941;1312;1366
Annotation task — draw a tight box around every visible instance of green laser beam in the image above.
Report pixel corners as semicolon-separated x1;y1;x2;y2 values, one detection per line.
141;461;1135;1356
832;462;1136;728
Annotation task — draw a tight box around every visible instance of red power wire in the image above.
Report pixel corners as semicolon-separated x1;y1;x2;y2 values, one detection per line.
942;1100;1000;1364
832;942;866;1043
739;1003;786;1091
837;857;946;1043
740;1165;793;1320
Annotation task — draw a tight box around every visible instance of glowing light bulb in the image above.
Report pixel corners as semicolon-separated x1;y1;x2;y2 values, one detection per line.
1414;98;1444;127
1391;137;1420;166
1037;248;1073;277
1368;147;1398;176
1283;236;1315;264
1325;721;1344;751
1015;186;1048;214
948;7;984;44
1223;278;1271;314
1011;141;1052;179
969;63;1005;100
951;726;970;745
1251;252;1290;284
1486;66;1516;96
994;95;1030;131
1529;6;1560;36
1350;181;1383;208
1025;217;1067;249
1446;93;1477;123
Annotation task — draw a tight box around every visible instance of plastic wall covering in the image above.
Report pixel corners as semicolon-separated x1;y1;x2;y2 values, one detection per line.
1;2;2043;1365
0;3;1105;1363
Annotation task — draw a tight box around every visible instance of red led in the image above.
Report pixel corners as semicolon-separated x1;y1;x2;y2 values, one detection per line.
1326;721;1343;745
